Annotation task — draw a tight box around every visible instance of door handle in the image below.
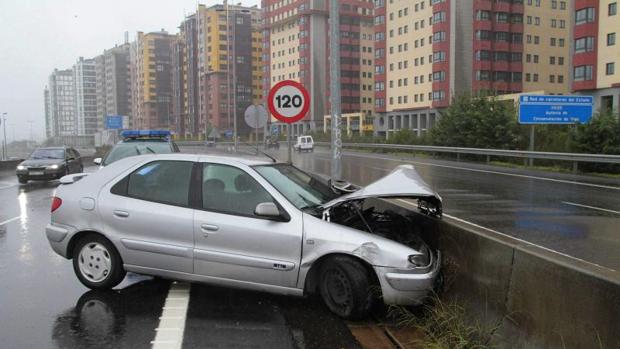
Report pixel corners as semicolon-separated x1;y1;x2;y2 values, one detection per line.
113;210;129;218
200;224;219;232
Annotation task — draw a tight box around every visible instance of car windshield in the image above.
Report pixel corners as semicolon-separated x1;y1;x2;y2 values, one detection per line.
30;149;64;160
253;164;339;210
102;142;172;166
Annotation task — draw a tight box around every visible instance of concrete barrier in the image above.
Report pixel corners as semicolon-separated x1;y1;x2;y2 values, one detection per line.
0;160;22;171
430;215;620;348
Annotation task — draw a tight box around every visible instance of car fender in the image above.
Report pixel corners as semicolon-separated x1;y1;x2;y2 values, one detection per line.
297;212;417;290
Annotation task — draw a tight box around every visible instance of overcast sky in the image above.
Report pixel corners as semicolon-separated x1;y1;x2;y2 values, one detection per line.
0;0;259;142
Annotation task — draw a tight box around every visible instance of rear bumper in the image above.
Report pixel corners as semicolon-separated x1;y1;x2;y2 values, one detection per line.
46;223;76;258
375;251;441;305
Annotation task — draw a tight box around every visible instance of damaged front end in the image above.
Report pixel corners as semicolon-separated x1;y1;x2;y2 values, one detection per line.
314;165;443;304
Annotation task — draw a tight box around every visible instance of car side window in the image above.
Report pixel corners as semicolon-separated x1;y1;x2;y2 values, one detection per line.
127;160;194;207
202;163;275;217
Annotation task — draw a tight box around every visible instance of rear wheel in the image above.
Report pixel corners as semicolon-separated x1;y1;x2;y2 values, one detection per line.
72;234;126;289
319;256;373;319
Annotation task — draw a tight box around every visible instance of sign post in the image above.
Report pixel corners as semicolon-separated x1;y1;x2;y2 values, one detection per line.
267;80;310;163
244;104;268;153
519;95;593;166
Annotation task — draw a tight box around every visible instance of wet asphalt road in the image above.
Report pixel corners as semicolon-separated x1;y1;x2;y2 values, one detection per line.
266;146;620;273
0;168;360;349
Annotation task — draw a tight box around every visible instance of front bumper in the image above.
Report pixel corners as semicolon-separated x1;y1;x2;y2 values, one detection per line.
17;168;65;180
375;251;441;305
46;223;76;259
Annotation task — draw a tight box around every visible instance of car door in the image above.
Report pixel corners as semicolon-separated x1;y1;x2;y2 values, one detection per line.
65;149;78;173
98;160;196;274
193;162;303;288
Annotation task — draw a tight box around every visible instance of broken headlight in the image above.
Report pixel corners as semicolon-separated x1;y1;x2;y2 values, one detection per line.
408;245;431;267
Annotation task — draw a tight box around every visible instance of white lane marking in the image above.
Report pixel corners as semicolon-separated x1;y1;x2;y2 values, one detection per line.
395;199;618;274
151;282;190;349
561;201;620;215
0;216;20;226
330;152;620;191
0;184;16;190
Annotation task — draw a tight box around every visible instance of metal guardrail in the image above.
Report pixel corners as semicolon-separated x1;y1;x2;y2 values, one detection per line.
175;140;620;169
313;142;620;167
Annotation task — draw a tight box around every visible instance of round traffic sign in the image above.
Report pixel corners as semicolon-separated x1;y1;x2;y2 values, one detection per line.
267;80;310;124
244;104;268;129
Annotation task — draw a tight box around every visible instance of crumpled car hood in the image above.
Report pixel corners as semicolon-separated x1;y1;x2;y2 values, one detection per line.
321;164;442;215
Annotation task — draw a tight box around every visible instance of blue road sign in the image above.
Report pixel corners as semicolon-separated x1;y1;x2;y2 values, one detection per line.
105;115;124;129
271;124;279;135
224;130;233;138
519;95;593;124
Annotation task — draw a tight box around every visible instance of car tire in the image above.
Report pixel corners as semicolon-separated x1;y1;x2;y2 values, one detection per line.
72;234;126;290
18;177;28;184
79;164;84;172
319;256;373;319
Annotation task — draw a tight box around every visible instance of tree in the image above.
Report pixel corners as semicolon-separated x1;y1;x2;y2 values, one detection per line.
430;95;523;149
570;112;620;155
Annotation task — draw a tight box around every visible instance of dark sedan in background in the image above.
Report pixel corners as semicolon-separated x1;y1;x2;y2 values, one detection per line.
15;147;83;184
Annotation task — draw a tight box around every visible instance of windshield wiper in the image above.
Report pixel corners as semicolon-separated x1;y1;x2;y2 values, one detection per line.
145;146;156;154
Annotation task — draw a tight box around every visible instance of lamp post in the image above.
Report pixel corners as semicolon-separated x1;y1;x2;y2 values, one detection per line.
1;112;7;161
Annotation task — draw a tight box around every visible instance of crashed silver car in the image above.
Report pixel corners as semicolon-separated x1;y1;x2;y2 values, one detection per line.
46;154;442;319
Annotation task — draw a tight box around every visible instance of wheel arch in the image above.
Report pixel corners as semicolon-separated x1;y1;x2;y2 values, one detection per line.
66;230;119;260
303;253;380;296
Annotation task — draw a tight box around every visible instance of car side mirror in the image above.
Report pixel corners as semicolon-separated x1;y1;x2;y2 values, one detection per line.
93;158;102;165
254;202;282;219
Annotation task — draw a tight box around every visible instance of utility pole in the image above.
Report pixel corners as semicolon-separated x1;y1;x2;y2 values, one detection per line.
329;0;342;180
232;5;238;153
1;112;7;161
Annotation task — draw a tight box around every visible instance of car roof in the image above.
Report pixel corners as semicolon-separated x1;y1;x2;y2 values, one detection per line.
108;153;274;167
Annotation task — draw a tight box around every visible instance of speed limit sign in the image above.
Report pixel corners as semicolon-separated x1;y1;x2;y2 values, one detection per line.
267;80;310;124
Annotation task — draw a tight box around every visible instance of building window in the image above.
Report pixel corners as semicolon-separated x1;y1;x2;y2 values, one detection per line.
533;73;539;82
575;8;596;25
610;2;617;16
606;63;615;75
608;33;616;46
575;37;595;53
574;65;594;81
558;75;564;83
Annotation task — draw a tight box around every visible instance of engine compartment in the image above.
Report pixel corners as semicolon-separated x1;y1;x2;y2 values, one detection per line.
324;199;428;252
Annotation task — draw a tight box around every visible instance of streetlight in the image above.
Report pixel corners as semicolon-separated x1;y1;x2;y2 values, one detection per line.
216;4;251;152
1;112;7;161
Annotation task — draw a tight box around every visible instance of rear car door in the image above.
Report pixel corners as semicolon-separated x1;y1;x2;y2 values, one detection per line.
193;162;303;288
98;160;196;273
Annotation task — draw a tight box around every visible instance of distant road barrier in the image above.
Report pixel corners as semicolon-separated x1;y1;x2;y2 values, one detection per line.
176;140;620;169
313;142;620;170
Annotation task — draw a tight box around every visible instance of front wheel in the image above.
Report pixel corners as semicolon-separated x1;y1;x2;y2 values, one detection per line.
319;256;374;319
18;177;28;184
73;234;126;289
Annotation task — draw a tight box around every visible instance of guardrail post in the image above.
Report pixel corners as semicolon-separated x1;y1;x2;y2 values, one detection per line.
573;161;578;173
456;152;460;162
486;155;490;164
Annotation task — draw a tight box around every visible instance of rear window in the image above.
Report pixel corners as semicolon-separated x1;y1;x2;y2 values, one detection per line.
103;142;173;166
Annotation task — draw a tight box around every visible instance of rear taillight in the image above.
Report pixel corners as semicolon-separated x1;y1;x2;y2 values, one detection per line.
51;197;62;213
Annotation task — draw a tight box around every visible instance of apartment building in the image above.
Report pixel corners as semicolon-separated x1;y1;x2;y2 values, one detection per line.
374;0;575;138
172;14;200;137
73;57;98;135
192;4;262;137
45;69;76;137
262;0;375;134
95;43;132;132
523;0;572;94
572;0;620;112
130;30;175;130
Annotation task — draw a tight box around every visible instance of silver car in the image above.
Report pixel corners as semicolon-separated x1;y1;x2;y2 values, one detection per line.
46;154;442;319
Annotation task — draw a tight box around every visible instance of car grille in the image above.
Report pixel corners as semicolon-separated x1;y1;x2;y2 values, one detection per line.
28;167;46;171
